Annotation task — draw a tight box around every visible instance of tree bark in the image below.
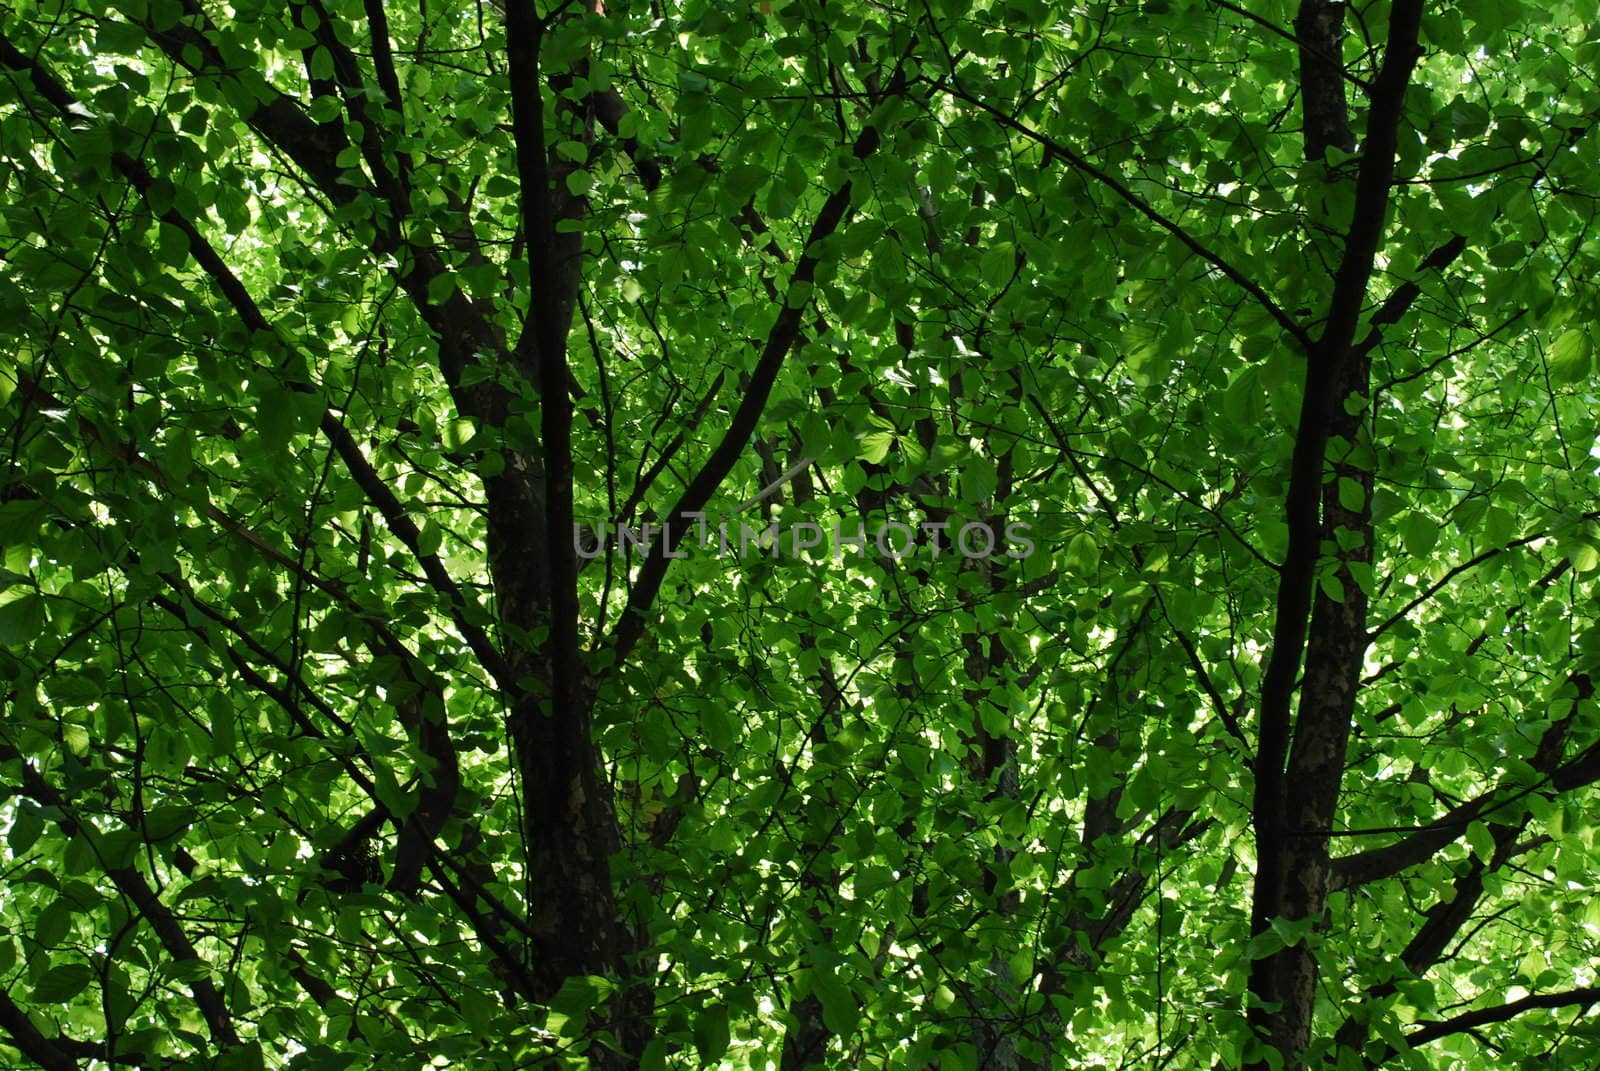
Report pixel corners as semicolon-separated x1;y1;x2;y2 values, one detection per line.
1245;3;1424;1067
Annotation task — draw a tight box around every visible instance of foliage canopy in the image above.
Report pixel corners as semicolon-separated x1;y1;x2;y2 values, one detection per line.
2;0;1600;1068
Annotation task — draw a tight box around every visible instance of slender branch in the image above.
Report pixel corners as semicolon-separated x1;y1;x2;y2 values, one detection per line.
1159;592;1248;745
363;0;409;127
607;114;889;663
0;987;80;1071
1407;987;1600;1047
1352;234;1468;360
735;453;819;514
1208;0;1300;48
1333;675;1593;890
1379;309;1527;390
0;34;510;689
298;0;409;203
1368;512;1599;643
609;370;727;531
936;82;1312;352
1312;0;1426;359
10;765;241;1049
132;0;506;410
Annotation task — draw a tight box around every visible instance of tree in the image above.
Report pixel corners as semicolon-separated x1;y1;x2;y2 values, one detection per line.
2;0;1599;1067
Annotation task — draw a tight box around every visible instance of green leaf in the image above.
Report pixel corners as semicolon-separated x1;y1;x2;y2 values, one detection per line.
371;762;414;821
1246;928;1284;960
1549;329;1592;385
256;386;301;452
426;272;458;305
32;963;93;1003
1065;531;1100;575
1400;512;1439;558
157;221;189;264
144;805;197;841
34;898;75;949
859;431;894;464
812;970;858;1035
416;523;443;558
1223;364;1263;428
0;594;47;646
639;1038;668;1071
1269;915;1314;947
550;974;610;1018
97;21;150;52
309;47;334;81
7;807;44;856
723;163;771;200
1336;477;1364;513
565;170;593;197
960;454;998;504
692;1003;729;1063
980;242;1016;286
1465;820;1495;863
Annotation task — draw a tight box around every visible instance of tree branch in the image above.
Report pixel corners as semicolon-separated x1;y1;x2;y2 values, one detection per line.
12;765;241;1049
936;83;1312;352
1406;986;1600;1048
506;3;583;728
130;0;508;413
0;34;511;689
1312;1;1425;360
0;987;80;1071
1246;4;1425;1062
607;118;888;664
1369;513;1600;643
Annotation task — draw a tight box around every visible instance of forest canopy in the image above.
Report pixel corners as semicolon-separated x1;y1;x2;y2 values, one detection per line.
2;0;1600;1069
